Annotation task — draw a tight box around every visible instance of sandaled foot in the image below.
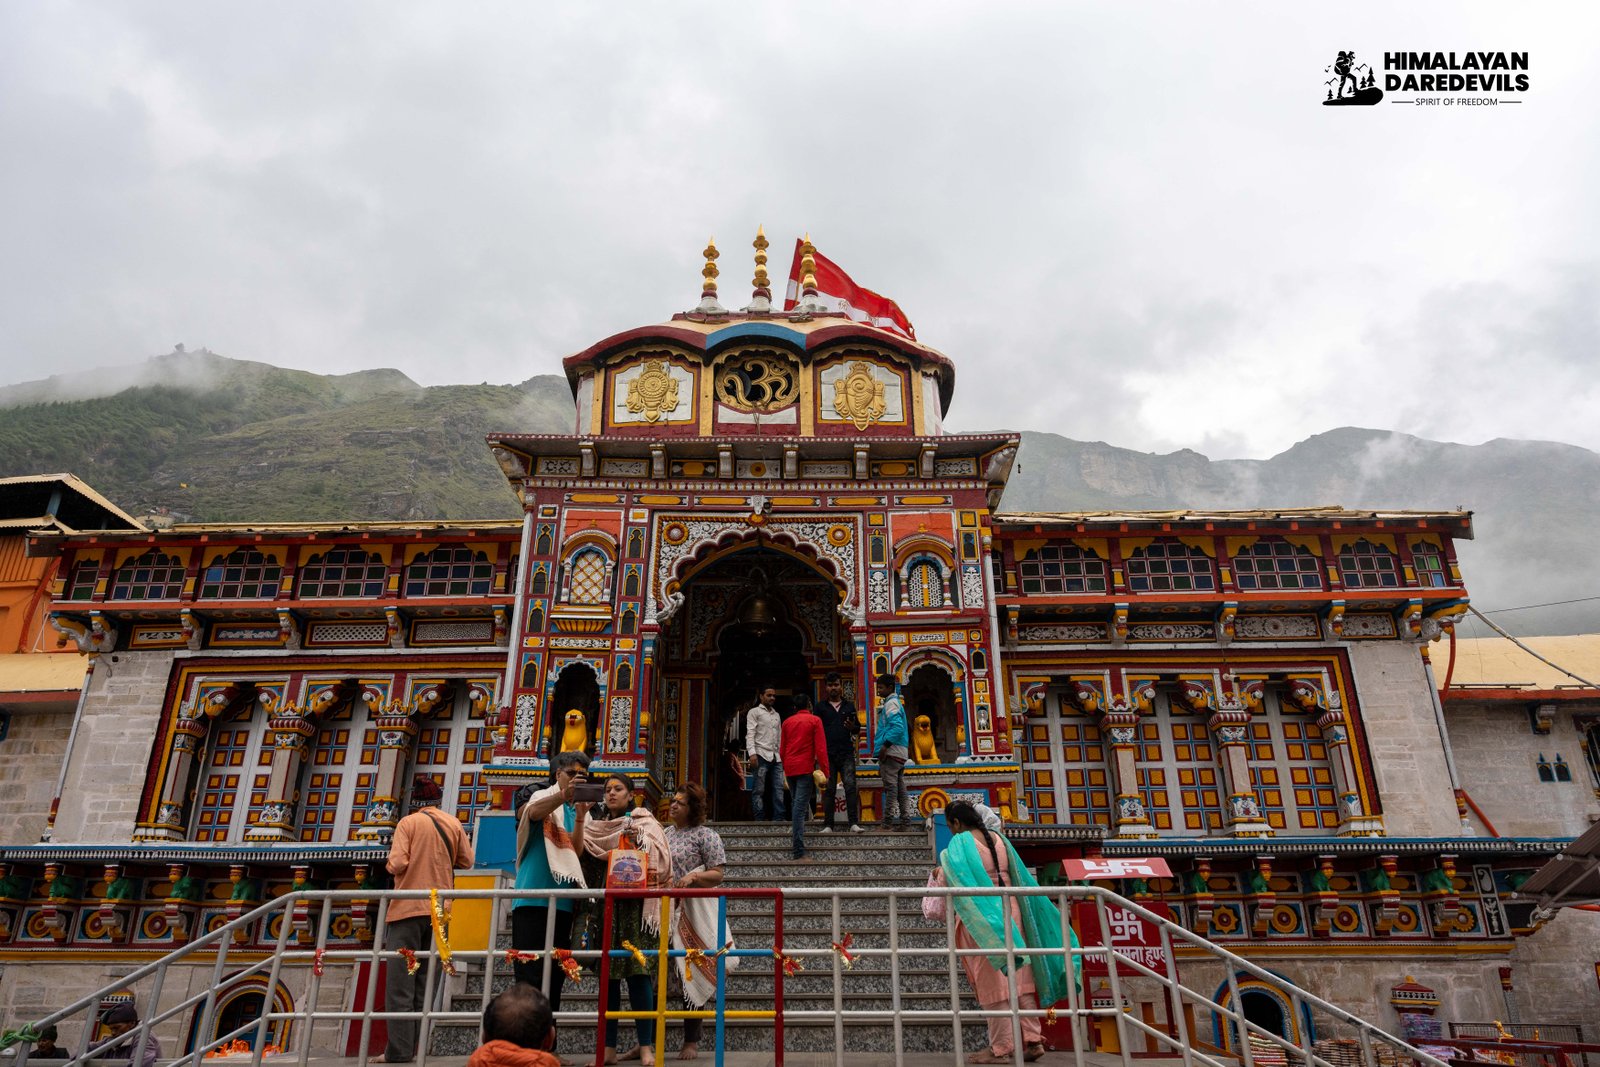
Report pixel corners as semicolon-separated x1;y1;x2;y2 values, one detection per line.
676;1043;699;1061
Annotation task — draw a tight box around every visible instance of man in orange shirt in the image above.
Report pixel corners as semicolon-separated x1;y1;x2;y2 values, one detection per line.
381;775;474;1063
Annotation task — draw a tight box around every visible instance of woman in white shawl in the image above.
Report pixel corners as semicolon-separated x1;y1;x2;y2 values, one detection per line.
583;773;671;1066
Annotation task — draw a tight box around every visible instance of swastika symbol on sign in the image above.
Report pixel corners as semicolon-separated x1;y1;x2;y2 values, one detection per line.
1108;909;1145;942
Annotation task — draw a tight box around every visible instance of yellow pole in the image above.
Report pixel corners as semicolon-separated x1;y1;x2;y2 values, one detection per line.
655;893;671;1055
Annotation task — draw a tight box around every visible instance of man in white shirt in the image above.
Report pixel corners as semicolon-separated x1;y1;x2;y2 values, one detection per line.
745;686;787;821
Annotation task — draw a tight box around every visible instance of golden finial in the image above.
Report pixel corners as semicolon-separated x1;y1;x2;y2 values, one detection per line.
696;235;725;313
752;225;769;290
702;236;720;295
800;233;819;305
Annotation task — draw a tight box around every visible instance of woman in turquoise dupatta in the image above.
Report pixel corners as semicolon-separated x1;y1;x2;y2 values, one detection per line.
932;802;1078;1062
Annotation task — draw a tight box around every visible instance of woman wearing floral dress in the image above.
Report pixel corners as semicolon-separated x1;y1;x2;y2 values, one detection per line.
664;783;728;1060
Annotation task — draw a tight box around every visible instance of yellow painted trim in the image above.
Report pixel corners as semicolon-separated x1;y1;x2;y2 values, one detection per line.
569;493;623;504
833;496;880;506
1333;533;1397;554
1224;534;1323;557
771;496;819;506
699;360;715;435
698;496;748;506
113;544;191;569
899;495;949;506
636;495;683;505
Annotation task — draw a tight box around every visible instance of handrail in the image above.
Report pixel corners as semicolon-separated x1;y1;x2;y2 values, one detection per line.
7;884;1451;1067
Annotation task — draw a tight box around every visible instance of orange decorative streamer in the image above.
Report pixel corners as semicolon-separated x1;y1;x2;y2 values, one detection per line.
553;948;583;981
428;888;457;976
830;933;857;969
398;947;420;975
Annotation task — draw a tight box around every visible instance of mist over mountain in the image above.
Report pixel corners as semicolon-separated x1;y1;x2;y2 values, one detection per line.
1;352;1592;635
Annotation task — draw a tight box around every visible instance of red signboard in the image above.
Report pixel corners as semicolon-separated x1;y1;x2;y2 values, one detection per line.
1061;856;1174;880
1072;900;1176;980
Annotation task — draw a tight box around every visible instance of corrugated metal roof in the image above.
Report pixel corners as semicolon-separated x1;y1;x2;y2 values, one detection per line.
1442;635;1600;692
0;474;144;531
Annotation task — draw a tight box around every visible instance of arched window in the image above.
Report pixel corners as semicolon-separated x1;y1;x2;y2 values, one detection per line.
566;548;611;605
1018;544;1107;594
67;559;101;601
1411;542;1448;588
1231;539;1322;591
1338;539;1400;589
535;527;554;557
627;529;644;559
110;550;185;601
530;564;549;597
297;548;386;598
527;602;545;632
623;566;641;599
200;549;281;599
1126;540;1216;593
620;608;637;635
404;545;493;596
903;559;945;609
616;662;634;690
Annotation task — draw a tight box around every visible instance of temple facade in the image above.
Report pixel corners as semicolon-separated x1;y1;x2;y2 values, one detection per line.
1;240;1596;1041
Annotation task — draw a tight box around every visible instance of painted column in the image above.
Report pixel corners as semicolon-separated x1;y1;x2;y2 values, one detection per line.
245;706;317;842
1100;708;1155;838
138;715;210;842
1181;675;1272;837
352;698;421;842
1287;675;1383;836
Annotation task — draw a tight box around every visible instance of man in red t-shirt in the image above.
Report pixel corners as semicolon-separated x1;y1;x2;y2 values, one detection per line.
780;693;830;860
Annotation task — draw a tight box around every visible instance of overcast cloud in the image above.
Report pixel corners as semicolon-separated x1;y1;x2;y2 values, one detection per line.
1;2;1596;460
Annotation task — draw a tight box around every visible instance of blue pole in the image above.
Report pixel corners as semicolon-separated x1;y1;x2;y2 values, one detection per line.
714;895;728;1067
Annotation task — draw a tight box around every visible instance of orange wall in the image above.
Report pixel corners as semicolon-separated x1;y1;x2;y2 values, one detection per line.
0;534;64;654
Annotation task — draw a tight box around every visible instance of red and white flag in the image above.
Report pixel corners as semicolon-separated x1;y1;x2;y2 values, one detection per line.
783;240;916;339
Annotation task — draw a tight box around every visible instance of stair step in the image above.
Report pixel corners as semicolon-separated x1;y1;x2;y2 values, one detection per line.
429;1018;990;1056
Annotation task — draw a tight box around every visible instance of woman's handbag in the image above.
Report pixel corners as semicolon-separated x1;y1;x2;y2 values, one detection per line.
921;871;946;922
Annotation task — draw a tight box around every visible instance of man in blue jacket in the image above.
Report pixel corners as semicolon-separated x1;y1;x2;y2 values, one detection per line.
873;673;912;831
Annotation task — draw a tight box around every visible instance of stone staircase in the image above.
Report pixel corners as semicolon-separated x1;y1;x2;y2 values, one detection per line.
430;821;991;1056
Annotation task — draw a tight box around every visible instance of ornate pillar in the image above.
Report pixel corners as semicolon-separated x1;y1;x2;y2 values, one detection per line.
1286;674;1383;836
353;702;420;841
1070;678;1157;839
138;714;211;842
245;703;317;842
1179;675;1272;837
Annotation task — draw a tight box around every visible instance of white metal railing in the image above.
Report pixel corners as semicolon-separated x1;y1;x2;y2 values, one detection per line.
2;885;1448;1067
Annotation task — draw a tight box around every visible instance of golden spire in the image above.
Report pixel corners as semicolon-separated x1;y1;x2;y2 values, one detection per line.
799;233;819;306
697;235;725;313
701;236;720;296
752;225;769;290
747;225;772;311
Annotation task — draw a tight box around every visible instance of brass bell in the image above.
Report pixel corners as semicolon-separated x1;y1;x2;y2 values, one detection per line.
738;593;777;634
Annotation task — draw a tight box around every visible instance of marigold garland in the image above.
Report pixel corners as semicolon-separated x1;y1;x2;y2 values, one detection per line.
428;888;457;976
553;948;583;981
1045;1007;1057;1025
505;949;543;964
398;947;420;975
620;940;649;969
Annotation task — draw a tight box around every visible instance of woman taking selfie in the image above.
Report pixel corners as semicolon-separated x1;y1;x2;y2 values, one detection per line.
582;773;671;1066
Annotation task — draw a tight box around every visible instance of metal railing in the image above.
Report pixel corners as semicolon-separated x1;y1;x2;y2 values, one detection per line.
4;884;1450;1067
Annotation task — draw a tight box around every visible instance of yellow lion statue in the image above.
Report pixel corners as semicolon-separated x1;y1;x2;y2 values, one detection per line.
556;709;589;754
912;714;940;763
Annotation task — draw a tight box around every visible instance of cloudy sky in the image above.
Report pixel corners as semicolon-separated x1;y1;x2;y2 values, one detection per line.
2;2;1596;461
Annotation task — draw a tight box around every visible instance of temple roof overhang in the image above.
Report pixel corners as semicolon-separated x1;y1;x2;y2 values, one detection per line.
29;519;523;553
560;313;959;413
996;507;1474;540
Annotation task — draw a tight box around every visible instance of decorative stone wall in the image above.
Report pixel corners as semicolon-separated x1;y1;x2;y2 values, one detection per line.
51;651;177;845
1344;642;1461;837
1445;700;1598;838
0;704;73;844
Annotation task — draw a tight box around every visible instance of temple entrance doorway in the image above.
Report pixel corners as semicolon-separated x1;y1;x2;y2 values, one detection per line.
655;544;853;821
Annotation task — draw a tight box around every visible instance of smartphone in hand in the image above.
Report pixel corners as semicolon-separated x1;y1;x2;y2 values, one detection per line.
571;781;605;804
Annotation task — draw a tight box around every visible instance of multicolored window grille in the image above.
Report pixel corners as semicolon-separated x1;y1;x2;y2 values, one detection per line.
1231;539;1323;591
200;549;283;599
1018;544;1108;594
1246;704;1340;832
1411;542;1449;587
1020;711;1111;827
110;550;186;601
1136;704;1222;835
1338;539;1401;589
67;559;101;601
408;694;496;832
904;559;945;609
1126;541;1217;593
297;548;387;598
567;549;610;605
192;704;269;842
405;545;493;597
298;703;354;842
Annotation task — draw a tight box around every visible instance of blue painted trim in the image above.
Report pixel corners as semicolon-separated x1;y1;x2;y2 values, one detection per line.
704;321;810;349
